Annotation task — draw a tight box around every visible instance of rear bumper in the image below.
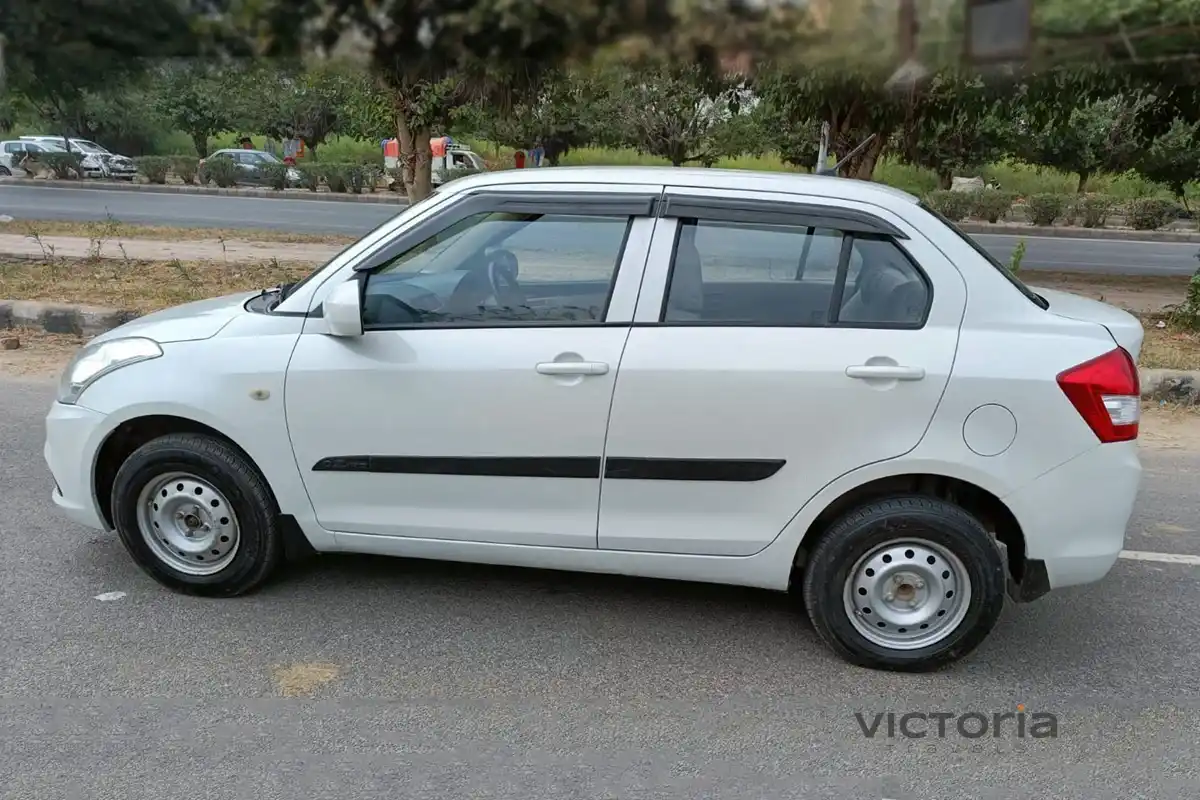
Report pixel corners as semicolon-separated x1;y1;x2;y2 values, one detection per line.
1004;440;1141;599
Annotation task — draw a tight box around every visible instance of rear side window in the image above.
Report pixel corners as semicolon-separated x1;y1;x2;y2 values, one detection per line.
920;201;1049;309
662;218;930;328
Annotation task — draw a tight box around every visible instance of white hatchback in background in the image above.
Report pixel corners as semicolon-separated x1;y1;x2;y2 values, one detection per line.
44;167;1143;672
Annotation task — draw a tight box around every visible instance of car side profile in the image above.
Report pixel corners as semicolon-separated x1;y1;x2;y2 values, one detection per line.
44;167;1144;672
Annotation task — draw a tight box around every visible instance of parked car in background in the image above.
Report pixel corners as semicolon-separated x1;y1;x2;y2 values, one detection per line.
200;149;302;186
18;136;137;180
0;139;68;176
44;167;1145;673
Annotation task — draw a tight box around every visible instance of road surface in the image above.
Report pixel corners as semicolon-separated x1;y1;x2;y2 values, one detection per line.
3;184;1199;276
3;374;1200;799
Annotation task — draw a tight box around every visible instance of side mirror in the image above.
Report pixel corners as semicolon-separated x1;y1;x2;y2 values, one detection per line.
323;280;364;337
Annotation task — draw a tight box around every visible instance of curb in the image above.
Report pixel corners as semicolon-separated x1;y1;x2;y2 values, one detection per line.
1140;368;1200;405
0;177;409;205
958;222;1200;243
0;299;137;337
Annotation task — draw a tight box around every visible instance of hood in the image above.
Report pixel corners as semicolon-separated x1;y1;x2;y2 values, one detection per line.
91;291;255;346
1028;286;1145;360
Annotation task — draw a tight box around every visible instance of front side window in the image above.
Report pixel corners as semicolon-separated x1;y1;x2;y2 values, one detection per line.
662;218;929;328
362;210;632;327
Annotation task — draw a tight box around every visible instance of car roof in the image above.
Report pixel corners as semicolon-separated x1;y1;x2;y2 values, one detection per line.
438;165;920;205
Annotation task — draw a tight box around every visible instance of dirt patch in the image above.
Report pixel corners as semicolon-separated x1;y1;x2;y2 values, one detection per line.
0;219;355;246
1140;405;1200;450
1140;326;1200;370
0;257;313;314
0;330;83;379
1024;271;1189;315
270;662;341;697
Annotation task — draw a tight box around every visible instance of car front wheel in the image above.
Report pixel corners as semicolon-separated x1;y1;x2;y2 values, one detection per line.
110;433;285;596
801;495;1007;672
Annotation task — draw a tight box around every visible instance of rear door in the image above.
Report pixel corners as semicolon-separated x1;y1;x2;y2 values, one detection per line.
597;188;967;556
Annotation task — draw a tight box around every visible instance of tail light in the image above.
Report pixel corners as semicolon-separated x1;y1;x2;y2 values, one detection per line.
1057;347;1140;443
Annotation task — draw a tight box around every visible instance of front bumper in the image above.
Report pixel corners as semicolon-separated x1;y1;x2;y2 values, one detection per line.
44;401;109;530
1004;440;1142;599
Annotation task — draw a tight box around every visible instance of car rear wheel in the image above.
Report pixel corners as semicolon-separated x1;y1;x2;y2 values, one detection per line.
801;495;1007;672
110;433;284;596
0;166;10;176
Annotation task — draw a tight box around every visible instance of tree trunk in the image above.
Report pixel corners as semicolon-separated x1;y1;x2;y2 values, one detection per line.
395;107;420;204
938;170;952;190
1076;170;1091;193
854;135;887;181
411;128;433;203
192;134;209;158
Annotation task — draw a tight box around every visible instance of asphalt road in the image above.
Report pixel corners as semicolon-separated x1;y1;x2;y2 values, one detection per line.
3;375;1200;799
4;184;1200;276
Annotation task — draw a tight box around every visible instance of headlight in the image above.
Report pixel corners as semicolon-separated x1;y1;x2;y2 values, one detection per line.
57;337;162;405
287;168;301;181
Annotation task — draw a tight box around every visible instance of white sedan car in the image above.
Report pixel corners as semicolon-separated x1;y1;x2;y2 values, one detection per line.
45;167;1144;671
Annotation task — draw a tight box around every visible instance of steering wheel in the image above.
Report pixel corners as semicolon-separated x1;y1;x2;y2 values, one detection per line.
484;248;526;306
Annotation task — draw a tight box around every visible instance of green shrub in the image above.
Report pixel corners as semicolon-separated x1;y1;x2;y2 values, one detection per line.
323;165;348;193
1167;267;1200;330
260;162;290;191
924;190;973;222
172;156;199;185
1025;193;1068;226
1073;193;1115;228
441;166;483;185
339;164;367;194
968;189;1015;223
201;155;239;188
1126;197;1179;230
295;164;321;191
38;152;85;180
134;156;171;184
1009;239;1027;273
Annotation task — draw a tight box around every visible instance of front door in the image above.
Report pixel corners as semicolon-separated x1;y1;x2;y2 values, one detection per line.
285;188;659;548
598;190;966;556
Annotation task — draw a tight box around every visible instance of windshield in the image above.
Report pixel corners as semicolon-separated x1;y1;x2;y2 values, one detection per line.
920;201;1049;310
256;151;282;163
71;141;107;154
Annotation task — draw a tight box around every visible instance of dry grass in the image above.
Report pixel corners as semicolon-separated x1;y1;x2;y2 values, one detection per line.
1139;326;1200;371
0;219;356;246
0;257;313;314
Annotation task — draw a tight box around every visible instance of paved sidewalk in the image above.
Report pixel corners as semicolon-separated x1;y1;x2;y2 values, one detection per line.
0;233;336;264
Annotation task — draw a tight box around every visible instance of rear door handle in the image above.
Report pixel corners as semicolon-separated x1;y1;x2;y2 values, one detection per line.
536;361;610;376
845;365;926;381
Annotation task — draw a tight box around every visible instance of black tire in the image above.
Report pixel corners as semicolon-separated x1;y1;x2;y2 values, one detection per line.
110;433;285;597
801;495;1007;672
0;166;10;176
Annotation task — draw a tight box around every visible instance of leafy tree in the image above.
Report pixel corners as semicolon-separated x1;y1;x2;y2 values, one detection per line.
240;62;359;159
1138;118;1200;211
757;65;902;179
609;62;758;167
468;68;612;166
1;0;244;139
1018;91;1157;192
150;61;237;157
896;70;1017;189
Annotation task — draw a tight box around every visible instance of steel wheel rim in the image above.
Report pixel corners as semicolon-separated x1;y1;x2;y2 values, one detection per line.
136;471;241;576
842;538;972;651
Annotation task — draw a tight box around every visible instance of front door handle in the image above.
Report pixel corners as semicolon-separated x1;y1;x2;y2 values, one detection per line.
845;365;926;381
536;361;610;376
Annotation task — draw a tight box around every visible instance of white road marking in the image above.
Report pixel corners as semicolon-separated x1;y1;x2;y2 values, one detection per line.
1120;550;1200;565
93;591;127;601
